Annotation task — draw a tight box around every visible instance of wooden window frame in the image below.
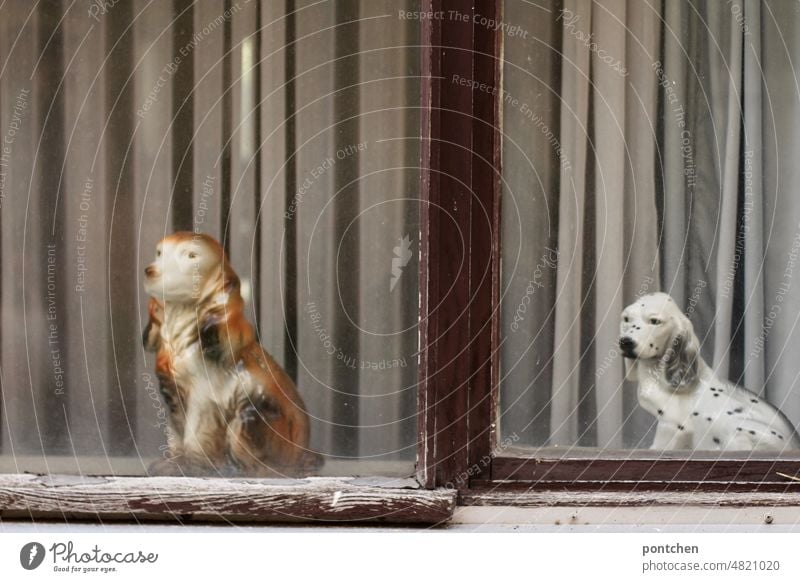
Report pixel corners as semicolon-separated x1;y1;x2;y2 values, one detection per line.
418;0;800;502
4;0;800;526
0;0;467;527
416;0;500;490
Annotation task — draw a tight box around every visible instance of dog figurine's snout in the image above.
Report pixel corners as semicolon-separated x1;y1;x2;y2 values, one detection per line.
145;265;156;278
619;336;636;356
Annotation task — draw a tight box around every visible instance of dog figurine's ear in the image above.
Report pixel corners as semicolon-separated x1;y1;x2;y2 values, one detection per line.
143;297;163;352
198;264;253;365
661;317;699;389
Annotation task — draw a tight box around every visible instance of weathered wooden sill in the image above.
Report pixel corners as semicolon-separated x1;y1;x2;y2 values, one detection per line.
461;485;800;508
491;450;800;483
6;473;799;526
0;475;456;525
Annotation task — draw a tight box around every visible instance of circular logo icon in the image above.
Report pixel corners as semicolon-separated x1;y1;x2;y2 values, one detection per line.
20;542;45;570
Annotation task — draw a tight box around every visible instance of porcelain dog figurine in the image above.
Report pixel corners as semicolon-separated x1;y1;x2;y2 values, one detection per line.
143;232;320;476
620;292;799;451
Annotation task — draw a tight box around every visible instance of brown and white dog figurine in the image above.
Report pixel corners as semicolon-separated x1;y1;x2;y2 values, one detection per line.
143;232;319;476
619;292;799;451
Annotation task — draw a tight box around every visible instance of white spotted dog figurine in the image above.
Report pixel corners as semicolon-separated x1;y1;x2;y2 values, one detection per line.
619;292;800;451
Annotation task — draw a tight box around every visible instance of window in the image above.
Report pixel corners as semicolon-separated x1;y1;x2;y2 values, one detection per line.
494;0;800;483
401;0;800;491
0;0;420;479
1;0;797;526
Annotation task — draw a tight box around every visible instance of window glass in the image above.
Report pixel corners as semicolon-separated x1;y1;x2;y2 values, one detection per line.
0;0;420;476
500;0;800;453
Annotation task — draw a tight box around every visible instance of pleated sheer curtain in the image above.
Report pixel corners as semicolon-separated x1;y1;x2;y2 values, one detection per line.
501;0;800;449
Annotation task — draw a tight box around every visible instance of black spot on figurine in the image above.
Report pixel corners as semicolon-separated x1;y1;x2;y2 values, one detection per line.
737;427;743;431
657;409;663;416
713;393;719;398
713;437;721;445
707;417;712;422
726;411;733;415
199;318;224;362
692;412;699;416
677;424;685;431
142;321;154;349
749;430;756;435
158;382;177;414
751;398;758;403
734;407;743;413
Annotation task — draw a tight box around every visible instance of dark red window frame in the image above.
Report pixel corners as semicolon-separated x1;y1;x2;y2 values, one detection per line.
417;0;500;490
416;0;800;494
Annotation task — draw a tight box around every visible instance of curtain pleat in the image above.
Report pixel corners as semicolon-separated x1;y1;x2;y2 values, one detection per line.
661;0;689;304
741;0;765;391
709;1;744;378
622;0;661;445
1;5;44;455
591;0;627;449
551;0;593;446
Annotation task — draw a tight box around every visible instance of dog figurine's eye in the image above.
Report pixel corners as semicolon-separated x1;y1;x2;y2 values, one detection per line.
650;318;661;325
188;252;198;260
623;316;630;323
156;249;161;257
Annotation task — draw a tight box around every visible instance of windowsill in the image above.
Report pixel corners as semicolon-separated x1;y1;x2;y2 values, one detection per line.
454;487;800;526
490;449;800;484
460;487;800;508
0;473;455;525
3;472;799;526
498;446;800;460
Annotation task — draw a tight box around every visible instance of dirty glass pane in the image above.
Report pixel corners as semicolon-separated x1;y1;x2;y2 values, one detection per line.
500;0;800;455
0;0;420;477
